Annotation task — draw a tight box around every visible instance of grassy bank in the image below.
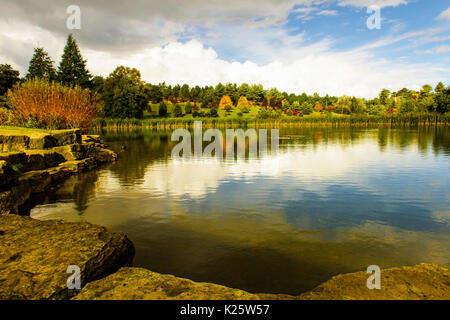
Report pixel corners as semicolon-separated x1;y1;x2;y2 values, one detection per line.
94;113;449;130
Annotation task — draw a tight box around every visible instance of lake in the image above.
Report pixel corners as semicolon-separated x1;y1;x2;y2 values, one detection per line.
30;126;450;295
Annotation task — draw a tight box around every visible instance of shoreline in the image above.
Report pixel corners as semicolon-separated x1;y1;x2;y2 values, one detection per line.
0;128;117;215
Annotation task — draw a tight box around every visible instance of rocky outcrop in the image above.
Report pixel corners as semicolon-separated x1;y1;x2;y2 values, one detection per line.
298;263;450;300
73;263;450;300
0;129;81;152
0;129;117;215
73;267;270;300
0;215;135;300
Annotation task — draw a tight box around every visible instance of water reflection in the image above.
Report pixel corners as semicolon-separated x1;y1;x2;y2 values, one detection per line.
31;127;450;295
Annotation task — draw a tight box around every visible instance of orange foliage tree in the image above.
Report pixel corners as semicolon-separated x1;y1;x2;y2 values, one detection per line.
7;79;99;129
314;103;323;113
237;96;249;109
219;95;233;110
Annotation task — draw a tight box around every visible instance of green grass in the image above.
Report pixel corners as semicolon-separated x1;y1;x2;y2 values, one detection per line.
94;112;449;130
0;126;51;135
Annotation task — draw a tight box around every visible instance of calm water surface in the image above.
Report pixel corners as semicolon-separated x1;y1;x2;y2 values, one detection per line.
31;126;450;295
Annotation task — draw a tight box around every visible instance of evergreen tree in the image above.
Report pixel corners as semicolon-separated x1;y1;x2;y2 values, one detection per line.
27;48;56;80
0;64;20;96
57;34;92;88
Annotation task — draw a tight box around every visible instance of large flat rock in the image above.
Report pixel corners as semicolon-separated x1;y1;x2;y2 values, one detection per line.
0;129;81;152
299;263;450;300
0;215;135;300
73;267;270;300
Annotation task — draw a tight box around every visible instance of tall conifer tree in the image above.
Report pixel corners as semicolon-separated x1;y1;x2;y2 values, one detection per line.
27;47;56;80
57;34;91;88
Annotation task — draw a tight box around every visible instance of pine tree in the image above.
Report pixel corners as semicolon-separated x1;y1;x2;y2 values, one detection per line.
57;34;92;88
0;64;20;96
27;48;56;81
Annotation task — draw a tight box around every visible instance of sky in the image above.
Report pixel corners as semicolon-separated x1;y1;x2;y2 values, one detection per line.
0;0;449;98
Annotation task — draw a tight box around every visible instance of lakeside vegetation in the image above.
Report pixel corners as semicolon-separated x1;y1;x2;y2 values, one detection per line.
0;34;448;130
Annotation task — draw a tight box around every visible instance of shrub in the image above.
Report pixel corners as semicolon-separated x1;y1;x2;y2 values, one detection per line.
224;105;232;113
208;108;219;118
173;104;184;117
185;102;193;114
314;103;323;113
242;106;250;114
0;107;16;125
158;101;168;117
6;78;99;129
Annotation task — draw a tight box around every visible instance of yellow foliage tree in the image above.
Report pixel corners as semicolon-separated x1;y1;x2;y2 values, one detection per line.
237;96;249;109
219;95;233;110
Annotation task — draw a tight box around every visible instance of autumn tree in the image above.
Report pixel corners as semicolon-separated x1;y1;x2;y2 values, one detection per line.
237;96;249;109
314;103;323;113
219;95;233;110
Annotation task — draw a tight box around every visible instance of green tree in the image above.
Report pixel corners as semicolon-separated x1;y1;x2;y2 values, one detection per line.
102;66;147;118
399;99;417;113
27;48;57;80
57;34;92;88
91;76;105;94
148;84;163;103
379;89;390;106
0;64;20;97
173;104;183;117
158;101;168;117
180;84;190;101
435;86;449;114
336;95;352;114
435;82;445;94
185;102;193;114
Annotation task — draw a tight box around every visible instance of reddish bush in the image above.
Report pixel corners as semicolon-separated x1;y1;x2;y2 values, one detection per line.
7;79;99;129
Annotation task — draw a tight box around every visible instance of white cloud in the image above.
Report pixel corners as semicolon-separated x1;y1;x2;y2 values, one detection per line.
80;39;446;99
1;0;448;99
337;0;408;8
436;7;450;21
420;45;450;55
317;10;339;16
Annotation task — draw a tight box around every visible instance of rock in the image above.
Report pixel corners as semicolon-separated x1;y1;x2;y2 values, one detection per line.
73;263;450;301
0;129;81;152
0;215;135;300
0;152;27;167
50;129;81;146
24;150;66;171
0;135;31;152
47;166;73;183
298;263;450;300
18;170;51;193
94;148;117;163
73;267;268;300
0;161;18;188
58;157;97;173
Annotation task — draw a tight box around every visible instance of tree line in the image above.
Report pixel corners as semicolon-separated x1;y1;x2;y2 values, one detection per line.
0;34;448;121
